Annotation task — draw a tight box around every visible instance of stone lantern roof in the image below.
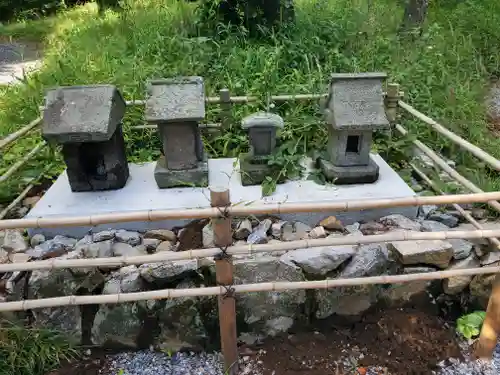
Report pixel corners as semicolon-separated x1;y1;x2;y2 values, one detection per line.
242;112;285;129
324;72;390;131
42;85;126;144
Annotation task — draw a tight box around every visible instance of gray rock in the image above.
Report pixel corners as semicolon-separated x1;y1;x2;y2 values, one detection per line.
247;219;272;244
266;316;294;336
379;214;422;231
383;266;435;303
202;223;215;248
449;238;473;260
471;208;488;220
143;238;161;252
421;220;450;232
481;251;500;266
156;241;175;252
144;229;176;242
234;219;252;240
339;243;390;278
226;257;305;333
82;240;114;258
0;229;28;253
345;222;363;235
443;255;480;295
427;213;459;228
158;279;208;347
29;233;46;248
115;230;141;246
388;231;453;268
280;221;309;242
93;230;115;242
318;216;344;231
359;221;387;235
308;226;327;239
316;244;391;318
92;302;142;347
418;205;438;218
271;221;286;238
0;248;8;263
112;242;147;257
28;235;77;258
280;245;355;276
139;260;200;283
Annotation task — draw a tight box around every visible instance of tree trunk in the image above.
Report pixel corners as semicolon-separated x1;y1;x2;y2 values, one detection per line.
400;0;429;34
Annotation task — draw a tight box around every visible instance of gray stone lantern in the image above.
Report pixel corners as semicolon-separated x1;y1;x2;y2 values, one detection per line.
145;77;208;188
42;85;129;192
317;72;390;184
239;112;284;185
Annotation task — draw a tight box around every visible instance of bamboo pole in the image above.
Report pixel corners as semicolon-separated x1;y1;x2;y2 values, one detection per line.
0;117;41;150
219;89;232;131
125;93;326;107
398;100;500;171
0;181;36;220
0;142;46;183
211;187;238;375
2;191;500;231
395;124;500;214
410;163;500;250
475;274;500;359
385;83;400;123
131;123;221;130
3;265;500;312
3;228;500;274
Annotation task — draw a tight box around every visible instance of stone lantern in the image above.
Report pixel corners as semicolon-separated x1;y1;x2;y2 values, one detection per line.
42;85;129;192
318;72;390;184
145;77;208;188
239;112;284;185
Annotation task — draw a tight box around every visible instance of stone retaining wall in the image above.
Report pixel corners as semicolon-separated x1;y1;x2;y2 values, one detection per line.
1;208;498;351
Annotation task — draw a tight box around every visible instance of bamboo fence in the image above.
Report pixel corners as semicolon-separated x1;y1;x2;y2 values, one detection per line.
398;100;500;171
2;227;500;274
1;191;500;230
410;163;500;250
2;265;500;313
0;116;41;150
0;142;46;183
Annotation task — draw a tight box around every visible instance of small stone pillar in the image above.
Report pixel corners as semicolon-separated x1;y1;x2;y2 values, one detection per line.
145;77;208;188
42;85;129;192
317;73;390;184
239;112;284;185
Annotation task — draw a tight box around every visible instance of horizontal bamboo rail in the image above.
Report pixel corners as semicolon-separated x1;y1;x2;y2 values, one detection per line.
398;100;500;171
131;123;221;130
2;228;500;273
2;265;500;312
125;93;327;107
411;163;500;250
1;191;500;230
0;117;41;150
395;124;500;214
0;142;46;183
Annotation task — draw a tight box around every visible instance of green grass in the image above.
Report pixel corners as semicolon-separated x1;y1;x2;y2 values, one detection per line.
0;320;78;375
1;0;500;202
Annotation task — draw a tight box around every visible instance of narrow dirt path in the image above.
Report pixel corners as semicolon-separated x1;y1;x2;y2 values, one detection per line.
0;40;42;85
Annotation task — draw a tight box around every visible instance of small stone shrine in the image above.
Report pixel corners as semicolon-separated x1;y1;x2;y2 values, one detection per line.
42;85;129;192
239;112;284;185
145;77;208;188
317;72;390;184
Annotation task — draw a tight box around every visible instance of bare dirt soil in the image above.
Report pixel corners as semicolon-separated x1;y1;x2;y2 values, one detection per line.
247;307;462;375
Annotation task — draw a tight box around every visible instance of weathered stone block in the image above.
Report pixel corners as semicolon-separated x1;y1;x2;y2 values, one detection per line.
42;85;129;192
318;155;379;184
154;156;208;188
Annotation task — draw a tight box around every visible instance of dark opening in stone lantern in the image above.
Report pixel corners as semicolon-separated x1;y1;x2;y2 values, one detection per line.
239;112;284;185
145;77;208;188
42;85;129;192
317;72;390;184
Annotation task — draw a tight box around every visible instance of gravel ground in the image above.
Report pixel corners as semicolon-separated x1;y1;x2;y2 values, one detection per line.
436;343;500;375
104;351;227;375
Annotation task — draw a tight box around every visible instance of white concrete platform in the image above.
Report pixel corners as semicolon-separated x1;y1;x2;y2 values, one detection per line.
27;154;417;238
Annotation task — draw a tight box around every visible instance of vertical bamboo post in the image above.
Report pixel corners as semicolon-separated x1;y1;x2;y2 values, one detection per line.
219;89;232;131
210;186;238;374
385;83;400;124
475;274;500;359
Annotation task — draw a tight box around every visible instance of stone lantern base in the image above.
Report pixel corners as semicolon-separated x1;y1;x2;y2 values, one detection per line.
239;152;286;186
318;156;380;185
154;156;208;188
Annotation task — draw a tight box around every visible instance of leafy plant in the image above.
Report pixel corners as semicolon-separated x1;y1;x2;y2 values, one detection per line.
456;311;486;339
